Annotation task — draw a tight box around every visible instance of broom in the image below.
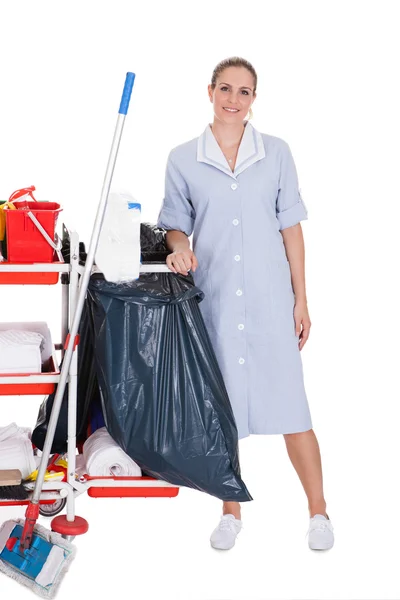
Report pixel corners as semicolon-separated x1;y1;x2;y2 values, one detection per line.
0;469;29;501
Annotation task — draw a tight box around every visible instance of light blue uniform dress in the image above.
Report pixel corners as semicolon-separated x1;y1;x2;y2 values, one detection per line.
157;121;312;439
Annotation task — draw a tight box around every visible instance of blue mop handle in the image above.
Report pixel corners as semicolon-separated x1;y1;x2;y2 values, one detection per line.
119;72;135;115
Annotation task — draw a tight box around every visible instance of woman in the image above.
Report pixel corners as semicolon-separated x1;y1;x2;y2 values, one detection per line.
157;57;334;552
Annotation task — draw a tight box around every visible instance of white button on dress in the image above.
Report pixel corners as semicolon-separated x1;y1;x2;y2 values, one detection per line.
234;255;241;262
231;183;238;190
238;324;244;330
238;358;245;365
232;219;239;226
236;289;243;296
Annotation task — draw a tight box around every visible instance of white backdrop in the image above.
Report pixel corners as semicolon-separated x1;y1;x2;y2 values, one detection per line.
0;1;399;599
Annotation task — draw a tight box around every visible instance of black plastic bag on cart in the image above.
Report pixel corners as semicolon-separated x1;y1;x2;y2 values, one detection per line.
87;269;252;502
31;223;169;454
31;289;102;453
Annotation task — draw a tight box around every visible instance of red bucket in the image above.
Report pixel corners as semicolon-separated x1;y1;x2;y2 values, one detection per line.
5;199;62;263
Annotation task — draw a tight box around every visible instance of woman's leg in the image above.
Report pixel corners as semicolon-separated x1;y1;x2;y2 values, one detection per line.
222;501;241;519
283;429;328;517
210;501;242;550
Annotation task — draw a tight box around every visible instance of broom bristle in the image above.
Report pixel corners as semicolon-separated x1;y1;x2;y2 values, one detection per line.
0;484;29;501
0;470;29;500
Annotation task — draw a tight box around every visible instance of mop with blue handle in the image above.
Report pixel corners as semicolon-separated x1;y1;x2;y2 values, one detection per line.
0;71;136;598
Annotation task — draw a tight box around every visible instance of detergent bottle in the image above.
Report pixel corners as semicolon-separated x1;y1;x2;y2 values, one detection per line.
95;191;141;282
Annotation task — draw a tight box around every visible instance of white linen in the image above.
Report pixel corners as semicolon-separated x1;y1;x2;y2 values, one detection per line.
0;423;36;479
0;330;44;373
82;427;141;476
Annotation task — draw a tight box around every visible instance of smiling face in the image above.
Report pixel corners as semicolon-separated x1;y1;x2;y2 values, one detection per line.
208;66;256;124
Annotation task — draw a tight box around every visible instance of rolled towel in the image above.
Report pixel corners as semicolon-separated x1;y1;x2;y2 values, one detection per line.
75;454;87;479
82;427;141;477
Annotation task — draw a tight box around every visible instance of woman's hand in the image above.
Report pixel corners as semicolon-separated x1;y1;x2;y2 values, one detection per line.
166;247;198;275
294;300;311;351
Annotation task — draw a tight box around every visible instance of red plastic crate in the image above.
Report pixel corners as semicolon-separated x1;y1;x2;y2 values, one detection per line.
5;201;62;263
85;475;180;498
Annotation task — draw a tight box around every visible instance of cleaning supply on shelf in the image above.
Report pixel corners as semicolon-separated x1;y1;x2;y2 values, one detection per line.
82;426;141;476
0;469;29;500
0;330;44;374
25;454;67;484
0;424;36;479
24;470;64;483
95;191;141;282
3;186;62;263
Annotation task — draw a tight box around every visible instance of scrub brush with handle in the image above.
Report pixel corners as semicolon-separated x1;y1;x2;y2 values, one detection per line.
0;469;29;500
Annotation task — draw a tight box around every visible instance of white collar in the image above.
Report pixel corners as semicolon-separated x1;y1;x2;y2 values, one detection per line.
197;121;265;179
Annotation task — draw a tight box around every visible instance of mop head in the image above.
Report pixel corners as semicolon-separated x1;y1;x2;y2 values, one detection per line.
0;518;76;598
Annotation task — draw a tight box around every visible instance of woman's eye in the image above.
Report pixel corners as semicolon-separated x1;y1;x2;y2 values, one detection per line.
220;87;249;95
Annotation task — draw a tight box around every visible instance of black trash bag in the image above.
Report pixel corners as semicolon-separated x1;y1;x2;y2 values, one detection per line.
31;300;101;453
87;271;253;502
31;377;69;454
140;222;169;262
31;223;169;454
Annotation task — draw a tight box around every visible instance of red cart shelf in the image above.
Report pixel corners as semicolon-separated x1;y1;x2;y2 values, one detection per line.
0;498;57;507
0;355;60;395
85;475;180;498
0;257;68;285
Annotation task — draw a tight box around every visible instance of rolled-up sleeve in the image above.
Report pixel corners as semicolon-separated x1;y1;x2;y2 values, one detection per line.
157;153;195;237
276;141;308;230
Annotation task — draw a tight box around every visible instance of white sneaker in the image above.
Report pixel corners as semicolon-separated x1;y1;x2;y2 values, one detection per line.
210;514;242;550
307;514;334;550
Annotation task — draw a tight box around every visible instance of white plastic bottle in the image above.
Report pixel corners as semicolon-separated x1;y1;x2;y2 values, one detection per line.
95;191;141;282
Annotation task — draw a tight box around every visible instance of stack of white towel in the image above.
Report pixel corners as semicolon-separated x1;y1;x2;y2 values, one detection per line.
0;330;44;373
82;427;141;476
0;423;36;479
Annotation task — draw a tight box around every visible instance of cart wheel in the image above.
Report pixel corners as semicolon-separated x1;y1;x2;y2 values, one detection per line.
39;498;66;518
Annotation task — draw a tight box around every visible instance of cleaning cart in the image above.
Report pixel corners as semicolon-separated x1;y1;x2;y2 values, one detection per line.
0;75;182;593
0;222;180;526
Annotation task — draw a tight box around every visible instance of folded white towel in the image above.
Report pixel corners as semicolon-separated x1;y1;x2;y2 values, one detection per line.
0;424;36;479
82;427;141;477
0;330;44;348
0;330;44;374
0;422;32;442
